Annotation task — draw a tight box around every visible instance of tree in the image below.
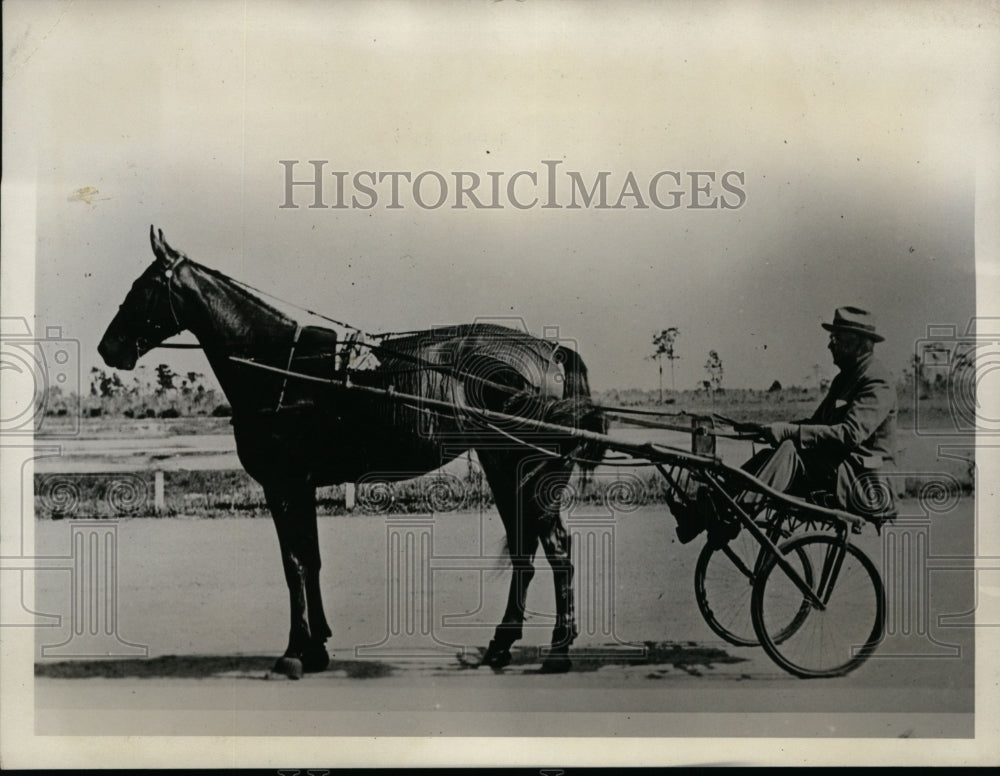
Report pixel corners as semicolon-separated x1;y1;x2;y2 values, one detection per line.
704;350;724;398
921;343;951;395
181;371;204;396
950;342;975;398
809;362;826;390
155;364;178;394
89;368;124;398
906;352;928;396
649;327;680;402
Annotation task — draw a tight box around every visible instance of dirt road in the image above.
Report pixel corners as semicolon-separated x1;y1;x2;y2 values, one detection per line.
32;499;976;738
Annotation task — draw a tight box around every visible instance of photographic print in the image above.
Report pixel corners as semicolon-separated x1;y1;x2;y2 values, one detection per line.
2;0;998;768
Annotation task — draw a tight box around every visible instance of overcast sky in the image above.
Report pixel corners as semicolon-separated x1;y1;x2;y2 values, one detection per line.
6;1;991;392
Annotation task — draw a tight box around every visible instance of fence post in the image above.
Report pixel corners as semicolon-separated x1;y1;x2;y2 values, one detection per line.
345;482;356;511
153;470;165;513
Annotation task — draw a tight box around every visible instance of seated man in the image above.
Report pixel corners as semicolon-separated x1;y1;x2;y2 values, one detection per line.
740;306;898;519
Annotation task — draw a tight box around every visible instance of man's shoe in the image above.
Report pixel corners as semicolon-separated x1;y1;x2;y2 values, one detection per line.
673;498;706;544
698;488;740;548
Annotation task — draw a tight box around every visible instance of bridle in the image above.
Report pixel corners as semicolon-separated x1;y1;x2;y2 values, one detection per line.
131;256;188;356
160;255;185;332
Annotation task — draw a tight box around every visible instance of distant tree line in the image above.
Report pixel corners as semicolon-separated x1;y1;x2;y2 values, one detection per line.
38;340;967;422
643;328;967;401
40;364;231;419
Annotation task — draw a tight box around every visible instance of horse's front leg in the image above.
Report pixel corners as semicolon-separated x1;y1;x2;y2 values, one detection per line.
264;481;330;679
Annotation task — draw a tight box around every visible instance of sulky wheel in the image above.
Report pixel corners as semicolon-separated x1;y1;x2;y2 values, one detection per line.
751;533;885;678
694;520;812;647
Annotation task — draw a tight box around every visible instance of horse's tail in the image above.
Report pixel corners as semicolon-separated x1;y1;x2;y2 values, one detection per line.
552;345;608;469
500;345;607;469
541;399;607;470
494;534;513;574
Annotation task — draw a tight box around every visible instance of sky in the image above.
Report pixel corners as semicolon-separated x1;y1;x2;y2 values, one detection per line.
3;7;999;766
4;0;992;393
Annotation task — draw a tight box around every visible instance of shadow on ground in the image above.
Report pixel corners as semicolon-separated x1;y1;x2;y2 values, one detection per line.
458;640;747;675
35;641;746;680
35;655;394;680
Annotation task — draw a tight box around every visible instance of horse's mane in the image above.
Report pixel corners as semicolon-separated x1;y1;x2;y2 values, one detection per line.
189;260;299;327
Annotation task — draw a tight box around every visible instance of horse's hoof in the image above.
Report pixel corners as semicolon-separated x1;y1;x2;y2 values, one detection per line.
302;647;330;673
274;656;304;680
480;640;512;670
539;655;572;674
551;625;578;649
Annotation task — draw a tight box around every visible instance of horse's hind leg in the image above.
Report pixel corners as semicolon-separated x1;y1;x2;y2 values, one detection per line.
537;502;577;673
483;549;539;669
477;451;540;669
264;481;331;678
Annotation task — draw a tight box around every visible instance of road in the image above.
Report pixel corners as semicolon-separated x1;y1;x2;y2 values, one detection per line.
32;500;977;739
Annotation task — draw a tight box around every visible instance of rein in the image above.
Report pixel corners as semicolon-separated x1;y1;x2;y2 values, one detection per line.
147;258;745;433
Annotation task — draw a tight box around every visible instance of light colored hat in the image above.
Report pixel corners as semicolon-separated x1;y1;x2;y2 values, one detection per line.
821;306;884;342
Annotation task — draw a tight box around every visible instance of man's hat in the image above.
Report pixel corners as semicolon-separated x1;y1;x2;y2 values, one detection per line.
822;306;884;342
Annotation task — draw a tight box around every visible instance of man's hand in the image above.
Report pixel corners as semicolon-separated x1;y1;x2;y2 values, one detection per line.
762;422;798;446
733;421;765;436
733;421;799;446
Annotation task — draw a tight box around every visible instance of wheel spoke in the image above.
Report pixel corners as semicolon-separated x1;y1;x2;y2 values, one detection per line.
696;520;811;648
751;534;884;678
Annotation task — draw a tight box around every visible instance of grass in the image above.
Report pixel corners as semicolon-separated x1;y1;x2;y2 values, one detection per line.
33;384;971;520
593;386;958;429
40;384;960;437
33;468;642;519
34;460;972;521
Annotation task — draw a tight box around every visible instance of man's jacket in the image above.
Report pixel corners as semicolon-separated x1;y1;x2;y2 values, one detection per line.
793;353;898;516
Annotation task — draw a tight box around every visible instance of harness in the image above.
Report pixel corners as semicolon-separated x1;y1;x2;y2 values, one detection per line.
145;255;747;437
276;324;302;411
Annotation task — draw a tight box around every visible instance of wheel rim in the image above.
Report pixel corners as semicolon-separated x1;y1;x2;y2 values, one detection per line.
752;534;885;678
695;527;812;647
695;531;761;646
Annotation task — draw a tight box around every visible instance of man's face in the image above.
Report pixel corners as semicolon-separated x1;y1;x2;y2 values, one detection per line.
828;330;867;368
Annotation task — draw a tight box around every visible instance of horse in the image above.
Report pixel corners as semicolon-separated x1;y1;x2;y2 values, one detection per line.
98;227;606;677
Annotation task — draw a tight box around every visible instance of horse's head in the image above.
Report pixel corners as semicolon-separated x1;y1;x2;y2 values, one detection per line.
98;226;189;370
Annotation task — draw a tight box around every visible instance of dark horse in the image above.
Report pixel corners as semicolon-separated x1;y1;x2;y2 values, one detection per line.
98;227;606;677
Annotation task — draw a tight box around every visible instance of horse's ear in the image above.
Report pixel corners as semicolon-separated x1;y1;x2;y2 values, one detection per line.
156;228;183;265
150;224;164;260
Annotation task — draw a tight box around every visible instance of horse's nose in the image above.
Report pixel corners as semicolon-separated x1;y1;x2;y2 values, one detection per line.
97;337;120;366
